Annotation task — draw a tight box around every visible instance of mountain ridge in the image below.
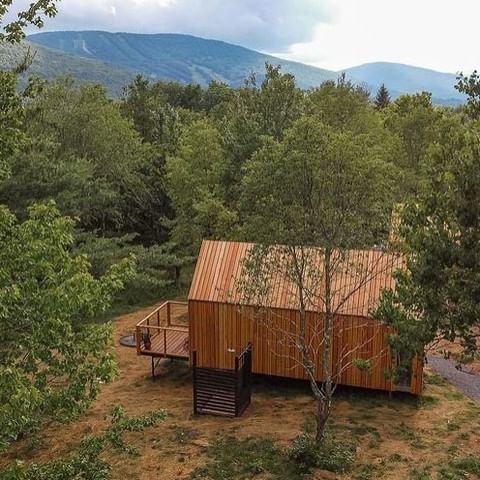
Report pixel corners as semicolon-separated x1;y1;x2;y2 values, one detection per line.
11;30;465;105
28;30;338;89
0;40;136;95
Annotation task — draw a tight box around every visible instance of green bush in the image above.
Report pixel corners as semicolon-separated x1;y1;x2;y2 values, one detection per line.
288;434;319;473
288;434;356;474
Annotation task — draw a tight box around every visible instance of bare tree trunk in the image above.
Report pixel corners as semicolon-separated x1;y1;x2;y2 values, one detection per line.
316;247;334;443
316;396;331;443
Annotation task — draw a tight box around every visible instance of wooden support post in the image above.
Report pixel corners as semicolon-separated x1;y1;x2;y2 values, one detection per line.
234;355;240;417
151;356;155;379
167;302;171;326
192;351;198;415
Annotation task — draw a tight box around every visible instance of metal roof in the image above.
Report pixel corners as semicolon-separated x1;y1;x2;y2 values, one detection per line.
188;240;403;317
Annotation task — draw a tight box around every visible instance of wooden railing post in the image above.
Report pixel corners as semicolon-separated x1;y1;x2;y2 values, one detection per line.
167;302;171;326
164;328;167;357
136;326;142;355
157;310;160;327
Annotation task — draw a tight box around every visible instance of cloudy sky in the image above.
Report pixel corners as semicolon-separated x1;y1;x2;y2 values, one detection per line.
17;0;480;73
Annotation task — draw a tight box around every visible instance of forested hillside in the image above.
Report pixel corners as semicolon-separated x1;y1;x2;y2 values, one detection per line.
0;64;470;311
28;31;337;88
0;41;135;95
27;31;465;104
344;62;464;105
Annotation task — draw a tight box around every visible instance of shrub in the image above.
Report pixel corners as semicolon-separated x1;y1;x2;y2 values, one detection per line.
288;433;356;474
288;434;319;473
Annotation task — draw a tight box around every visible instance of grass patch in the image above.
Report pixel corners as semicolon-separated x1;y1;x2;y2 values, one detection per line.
425;373;446;386
409;466;432;479
190;433;357;480
394;422;428;449
170;425;199;444
438;457;480;479
354;463;384;479
443;391;464;401
189;437;303;480
418;394;440;408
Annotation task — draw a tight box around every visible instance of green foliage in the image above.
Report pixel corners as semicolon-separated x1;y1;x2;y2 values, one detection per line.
0;202;135;452
0;70;24;181
190;437;303;480
383;92;442;194
288;433;356;474
352;358;373;372
167;118;237;253
74;233;193;307
455;70;480;119
241;114;394;247
375;124;480;362
0;1;59;43
0;406;166;480
355;463;384;480
438;457;480;479
103;405;166;456
375;83;391;110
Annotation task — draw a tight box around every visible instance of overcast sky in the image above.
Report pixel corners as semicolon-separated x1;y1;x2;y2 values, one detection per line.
18;0;480;73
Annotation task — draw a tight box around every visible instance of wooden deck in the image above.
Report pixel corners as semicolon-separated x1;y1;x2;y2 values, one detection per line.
136;301;189;360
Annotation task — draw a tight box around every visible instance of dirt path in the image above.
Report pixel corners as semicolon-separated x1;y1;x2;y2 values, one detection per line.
427;354;480;401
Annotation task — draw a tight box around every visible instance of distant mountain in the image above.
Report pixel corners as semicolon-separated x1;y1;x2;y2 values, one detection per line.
19;31;465;105
0;41;135;96
343;62;464;106
28;31;337;89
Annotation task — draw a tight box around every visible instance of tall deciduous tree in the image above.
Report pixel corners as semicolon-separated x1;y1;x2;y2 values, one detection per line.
0;202;134;451
239;116;395;442
166;119;237;254
0;2;135;453
375;121;480;366
455;70;480;120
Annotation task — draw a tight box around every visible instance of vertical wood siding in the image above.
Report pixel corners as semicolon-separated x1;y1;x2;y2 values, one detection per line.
189;300;422;393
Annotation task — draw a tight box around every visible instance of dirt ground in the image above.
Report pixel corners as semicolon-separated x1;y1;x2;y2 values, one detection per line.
2;303;480;479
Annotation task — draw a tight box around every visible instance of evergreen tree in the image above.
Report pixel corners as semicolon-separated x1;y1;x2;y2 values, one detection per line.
374;83;391;109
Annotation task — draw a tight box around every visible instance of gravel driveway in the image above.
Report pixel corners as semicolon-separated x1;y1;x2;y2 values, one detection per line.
427;354;480;401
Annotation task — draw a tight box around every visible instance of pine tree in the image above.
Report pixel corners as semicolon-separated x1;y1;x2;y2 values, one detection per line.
374;83;391;109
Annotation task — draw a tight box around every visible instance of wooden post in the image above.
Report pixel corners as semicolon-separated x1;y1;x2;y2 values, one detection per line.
234;355;240;417
136;326;142;355
192;351;198;415
167;302;171;326
157;310;160;327
164;328;167;357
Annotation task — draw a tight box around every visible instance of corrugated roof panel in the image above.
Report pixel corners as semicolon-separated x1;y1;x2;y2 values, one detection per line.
188;240;403;317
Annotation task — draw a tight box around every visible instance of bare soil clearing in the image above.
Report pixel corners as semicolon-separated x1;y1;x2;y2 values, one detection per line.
2;303;479;479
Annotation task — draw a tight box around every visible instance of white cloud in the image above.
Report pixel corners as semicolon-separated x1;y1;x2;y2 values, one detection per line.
38;0;334;51
17;0;479;73
275;0;480;73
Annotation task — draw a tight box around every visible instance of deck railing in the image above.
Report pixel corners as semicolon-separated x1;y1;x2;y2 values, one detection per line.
135;301;189;357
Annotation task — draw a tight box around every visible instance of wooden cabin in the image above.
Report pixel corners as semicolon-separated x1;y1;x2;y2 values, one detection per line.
137;240;424;416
